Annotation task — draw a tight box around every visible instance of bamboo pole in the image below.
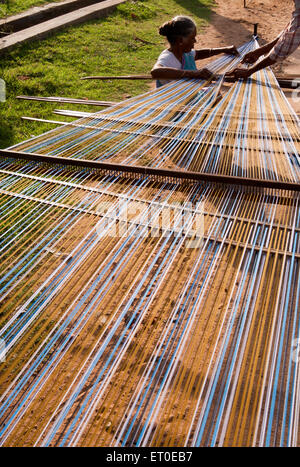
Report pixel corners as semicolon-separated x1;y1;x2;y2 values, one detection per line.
79;74;299;89
80;74;153;80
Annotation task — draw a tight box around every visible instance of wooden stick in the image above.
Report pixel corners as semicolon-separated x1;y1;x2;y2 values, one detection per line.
80;74;153;80
275;74;300;80
1;148;299;192
80;74;299;89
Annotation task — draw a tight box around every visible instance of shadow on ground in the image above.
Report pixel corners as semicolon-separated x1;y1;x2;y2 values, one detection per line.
172;0;213;21
173;1;269;48
0;115;15;149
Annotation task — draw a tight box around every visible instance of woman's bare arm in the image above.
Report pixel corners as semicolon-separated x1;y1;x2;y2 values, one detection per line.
151;67;214;80
195;45;239;60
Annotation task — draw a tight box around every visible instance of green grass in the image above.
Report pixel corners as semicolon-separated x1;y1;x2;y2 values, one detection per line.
0;0;215;149
0;0;60;18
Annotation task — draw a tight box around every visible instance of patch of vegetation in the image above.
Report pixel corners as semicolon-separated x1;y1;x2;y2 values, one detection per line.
0;0;215;148
0;0;59;18
118;0;157;20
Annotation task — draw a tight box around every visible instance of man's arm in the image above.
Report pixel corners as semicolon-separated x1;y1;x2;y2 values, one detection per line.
226;55;276;80
226;12;300;80
241;37;280;64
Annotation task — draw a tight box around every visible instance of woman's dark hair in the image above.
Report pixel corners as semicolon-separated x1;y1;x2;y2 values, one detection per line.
159;16;196;45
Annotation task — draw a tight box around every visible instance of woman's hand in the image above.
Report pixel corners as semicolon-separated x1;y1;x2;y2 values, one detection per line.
241;49;262;64
193;68;215;80
225;67;252;80
225;45;240;56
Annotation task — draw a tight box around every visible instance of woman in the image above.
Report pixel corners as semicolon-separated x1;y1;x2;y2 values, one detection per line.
151;16;238;87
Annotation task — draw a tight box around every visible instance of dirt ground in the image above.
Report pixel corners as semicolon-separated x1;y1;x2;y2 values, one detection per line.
195;0;300;114
1;2;299;447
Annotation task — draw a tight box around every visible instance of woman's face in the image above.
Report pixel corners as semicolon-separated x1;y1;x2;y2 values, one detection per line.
180;27;197;52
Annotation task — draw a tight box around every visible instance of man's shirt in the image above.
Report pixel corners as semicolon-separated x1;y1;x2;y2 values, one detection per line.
269;0;300;61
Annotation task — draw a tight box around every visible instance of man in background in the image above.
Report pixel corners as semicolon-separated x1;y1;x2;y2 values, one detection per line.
226;0;300;79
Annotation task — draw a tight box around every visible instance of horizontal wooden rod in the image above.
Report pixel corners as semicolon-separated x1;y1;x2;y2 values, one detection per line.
276;74;300;80
1;149;299;191
80;74;299;89
81;74;153;80
80;74;299;81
